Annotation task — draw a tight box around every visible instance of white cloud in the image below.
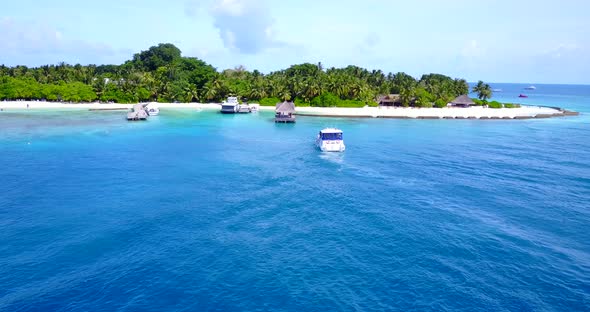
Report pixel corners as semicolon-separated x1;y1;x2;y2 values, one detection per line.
0;17;117;65
213;0;248;16
186;0;279;54
546;43;579;59
461;40;485;59
264;26;273;39
223;30;237;50
364;32;380;48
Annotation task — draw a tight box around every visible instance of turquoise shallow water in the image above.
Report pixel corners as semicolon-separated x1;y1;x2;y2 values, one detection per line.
1;85;589;311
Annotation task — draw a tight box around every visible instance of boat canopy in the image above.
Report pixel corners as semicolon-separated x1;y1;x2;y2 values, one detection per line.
320;132;343;140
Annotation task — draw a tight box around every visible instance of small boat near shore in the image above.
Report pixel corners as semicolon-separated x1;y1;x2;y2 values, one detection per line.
237;103;251;113
525;85;536;90
316;128;345;152
146;103;159;116
519;94;528;98
221;97;239;114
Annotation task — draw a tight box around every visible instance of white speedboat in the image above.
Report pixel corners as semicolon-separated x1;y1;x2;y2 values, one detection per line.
524;85;536;90
316;128;345;152
146;102;159;116
221;97;239;114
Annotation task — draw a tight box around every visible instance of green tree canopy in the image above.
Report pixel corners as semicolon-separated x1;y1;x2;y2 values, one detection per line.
131;43;182;72
472;80;493;102
0;43;486;107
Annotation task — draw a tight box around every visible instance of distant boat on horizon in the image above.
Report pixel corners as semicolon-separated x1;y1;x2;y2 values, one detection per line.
519;94;528;98
524;85;537;90
493;88;502;92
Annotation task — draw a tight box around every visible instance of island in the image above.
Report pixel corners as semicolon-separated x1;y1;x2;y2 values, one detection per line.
0;43;579;119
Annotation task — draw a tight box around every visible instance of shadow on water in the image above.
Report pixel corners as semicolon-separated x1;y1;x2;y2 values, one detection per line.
273;121;297;128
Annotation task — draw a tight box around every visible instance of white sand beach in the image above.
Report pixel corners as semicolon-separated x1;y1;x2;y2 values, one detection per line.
0;101;211;110
0;101;574;119
291;105;571;119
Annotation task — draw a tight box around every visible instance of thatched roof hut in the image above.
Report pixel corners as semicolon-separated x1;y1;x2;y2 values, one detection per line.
378;94;402;106
275;101;296;123
276;101;295;113
450;95;475;107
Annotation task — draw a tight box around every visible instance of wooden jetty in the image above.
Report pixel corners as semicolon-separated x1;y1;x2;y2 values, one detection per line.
127;103;149;121
275;101;296;123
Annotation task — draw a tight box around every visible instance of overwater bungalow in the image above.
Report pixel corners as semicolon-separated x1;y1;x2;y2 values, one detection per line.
449;95;475;108
127;103;149;121
275;101;296;123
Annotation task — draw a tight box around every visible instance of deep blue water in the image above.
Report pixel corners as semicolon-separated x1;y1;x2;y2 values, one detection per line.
1;84;589;311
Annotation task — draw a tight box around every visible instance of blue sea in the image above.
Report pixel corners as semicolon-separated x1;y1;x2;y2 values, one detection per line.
1;84;589;311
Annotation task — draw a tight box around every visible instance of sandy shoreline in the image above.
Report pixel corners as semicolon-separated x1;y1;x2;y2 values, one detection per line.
293;105;578;119
0;101;578;119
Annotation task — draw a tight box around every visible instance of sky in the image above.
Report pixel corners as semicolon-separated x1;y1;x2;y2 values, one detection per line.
1;0;589;84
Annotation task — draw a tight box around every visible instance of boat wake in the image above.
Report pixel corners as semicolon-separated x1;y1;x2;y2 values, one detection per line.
318;151;345;165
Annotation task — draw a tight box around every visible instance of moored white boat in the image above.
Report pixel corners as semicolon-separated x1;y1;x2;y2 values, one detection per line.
221;97;239;113
524;85;536;90
316;128;345;152
249;103;260;112
237;103;251;113
146;102;159;116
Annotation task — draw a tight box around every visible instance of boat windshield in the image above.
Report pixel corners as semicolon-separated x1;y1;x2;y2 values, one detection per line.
321;132;343;140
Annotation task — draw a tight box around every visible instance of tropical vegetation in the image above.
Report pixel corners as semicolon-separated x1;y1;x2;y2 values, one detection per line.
472;80;493;102
1;43;492;107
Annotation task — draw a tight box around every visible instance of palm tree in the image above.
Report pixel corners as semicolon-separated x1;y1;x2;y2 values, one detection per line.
480;85;492;102
472;80;493;102
306;78;321;101
399;85;416;107
454;79;469;96
158;81;171;101
203;80;224;102
247;78;267;100
279;89;291;101
472;81;484;94
184;85;199;102
203;87;216;102
325;74;338;95
139;73;158;101
268;75;288;99
92;77;107;100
